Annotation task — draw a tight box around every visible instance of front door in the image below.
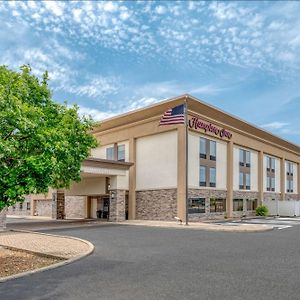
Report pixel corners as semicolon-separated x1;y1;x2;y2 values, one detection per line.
102;196;110;220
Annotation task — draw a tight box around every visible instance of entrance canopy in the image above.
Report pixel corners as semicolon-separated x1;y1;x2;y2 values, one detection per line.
81;157;133;177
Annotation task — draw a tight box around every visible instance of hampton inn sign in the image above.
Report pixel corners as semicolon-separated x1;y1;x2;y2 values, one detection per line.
188;117;233;139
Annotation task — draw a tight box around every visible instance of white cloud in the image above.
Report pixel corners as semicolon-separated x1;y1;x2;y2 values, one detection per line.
77;105;117;121
155;5;166;15
62;76;121;98
44;1;64;16
261;122;289;130
103;1;118;13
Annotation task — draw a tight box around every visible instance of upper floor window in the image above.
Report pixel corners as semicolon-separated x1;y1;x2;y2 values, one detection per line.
200;166;206;186
239;172;250;190
106;147;114;160
200;166;216;188
209;167;216;187
117;144;125;162
286;162;294;193
200;138;206;159
209;141;216;161
200;138;216;161
239;149;250;167
267;157;275;173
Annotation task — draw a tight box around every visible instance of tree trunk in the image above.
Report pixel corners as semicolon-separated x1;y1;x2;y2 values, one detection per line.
0;207;7;231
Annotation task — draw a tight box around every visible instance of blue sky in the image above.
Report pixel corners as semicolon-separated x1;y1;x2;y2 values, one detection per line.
1;1;300;145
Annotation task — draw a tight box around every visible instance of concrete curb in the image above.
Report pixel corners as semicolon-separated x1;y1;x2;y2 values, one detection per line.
0;230;94;283
117;222;274;233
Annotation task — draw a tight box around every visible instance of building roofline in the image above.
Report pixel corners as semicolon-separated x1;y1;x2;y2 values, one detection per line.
92;94;300;154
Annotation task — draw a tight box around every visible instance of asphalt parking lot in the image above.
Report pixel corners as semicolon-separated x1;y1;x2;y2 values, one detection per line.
1;219;300;300
218;216;300;230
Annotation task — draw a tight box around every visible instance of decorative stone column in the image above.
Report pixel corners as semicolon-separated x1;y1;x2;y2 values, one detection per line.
52;191;65;219
226;140;233;218
109;190;126;222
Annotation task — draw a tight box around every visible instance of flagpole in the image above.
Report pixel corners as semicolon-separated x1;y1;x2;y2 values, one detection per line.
184;97;189;225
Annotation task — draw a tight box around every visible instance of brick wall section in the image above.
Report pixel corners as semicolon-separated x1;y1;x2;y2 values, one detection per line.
188;189;227;220
232;191;259;217
136;189;177;221
263;192;281;201
109;190;126;222
285;194;298;201
65;196;86;219
7;195;31;216
34;199;52;217
0;208;7;229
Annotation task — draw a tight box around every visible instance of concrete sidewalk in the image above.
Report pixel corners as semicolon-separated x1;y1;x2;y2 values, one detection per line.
121;220;273;232
0;231;93;259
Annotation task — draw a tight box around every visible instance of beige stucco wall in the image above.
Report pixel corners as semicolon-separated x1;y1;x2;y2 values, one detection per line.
216;140;227;189
294;163;298;194
188;132;199;188
136;130;178;190
66;177;106;196
250;151;258;192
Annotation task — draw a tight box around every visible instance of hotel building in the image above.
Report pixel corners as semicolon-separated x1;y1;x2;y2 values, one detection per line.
8;95;300;221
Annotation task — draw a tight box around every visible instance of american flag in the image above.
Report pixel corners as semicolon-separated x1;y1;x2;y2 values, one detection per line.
159;104;185;126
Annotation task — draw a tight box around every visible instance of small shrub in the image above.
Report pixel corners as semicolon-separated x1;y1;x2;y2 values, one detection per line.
256;205;268;216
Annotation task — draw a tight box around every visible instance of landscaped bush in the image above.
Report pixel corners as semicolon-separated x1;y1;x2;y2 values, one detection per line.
255;205;268;216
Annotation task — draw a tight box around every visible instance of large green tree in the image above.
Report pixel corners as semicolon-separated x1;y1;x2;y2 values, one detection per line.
0;65;97;222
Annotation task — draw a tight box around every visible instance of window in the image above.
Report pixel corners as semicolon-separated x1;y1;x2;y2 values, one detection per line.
117;144;125;162
271;177;275;192
200;166;206;186
106;147;114;160
27;202;31;211
188;198;206;214
271;158;275;172
246;199;257;211
239;172;244;189
245;173;250;190
286;162;294;193
266;176;271;191
19;202;23;210
209;167;216;187
245;151;250;167
210;198;226;213
12;205;16;211
200;138;206;159
233;199;243;211
239;149;244;166
266;156;276;191
209;141;216;161
239;149;251;167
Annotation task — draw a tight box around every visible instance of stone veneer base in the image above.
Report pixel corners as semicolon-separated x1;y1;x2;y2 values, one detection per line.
136;189;177;221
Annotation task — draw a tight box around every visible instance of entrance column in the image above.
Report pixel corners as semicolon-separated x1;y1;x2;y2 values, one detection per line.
109;189;126;222
177;126;187;222
226;140;233;218
52;190;65;219
128;137;136;220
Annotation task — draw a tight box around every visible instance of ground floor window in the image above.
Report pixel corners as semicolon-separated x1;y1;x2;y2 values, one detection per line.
27;202;31;211
246;199;257;211
188;198;205;214
233;199;243;211
210;198;226;213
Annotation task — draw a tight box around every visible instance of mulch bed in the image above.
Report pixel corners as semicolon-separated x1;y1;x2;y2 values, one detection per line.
0;246;63;278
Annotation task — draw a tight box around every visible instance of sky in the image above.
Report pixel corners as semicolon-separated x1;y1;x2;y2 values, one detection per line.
1;1;300;145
